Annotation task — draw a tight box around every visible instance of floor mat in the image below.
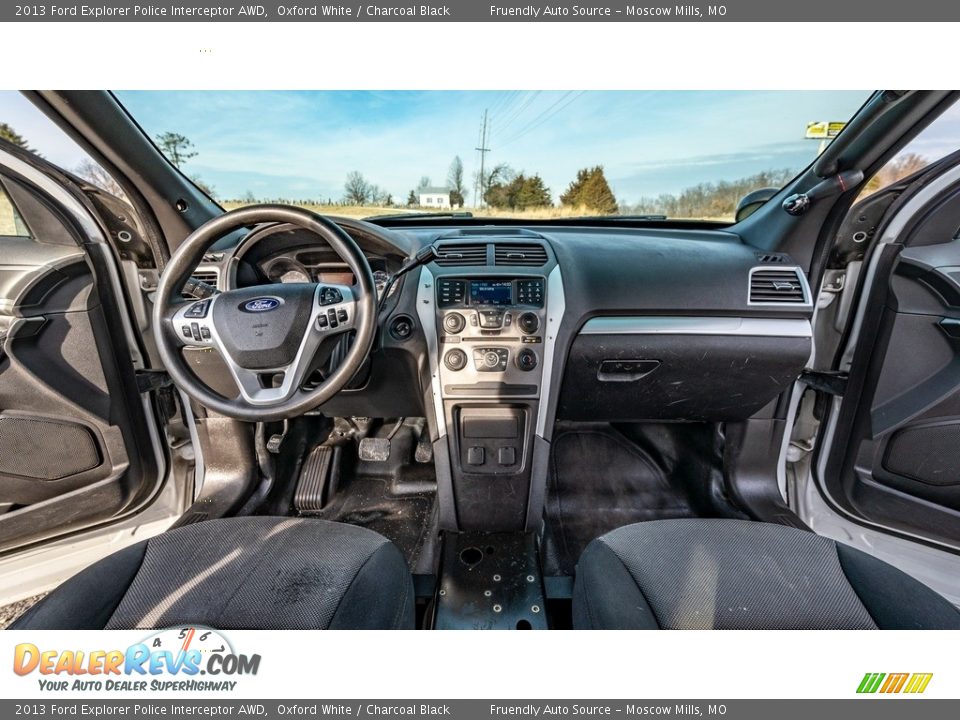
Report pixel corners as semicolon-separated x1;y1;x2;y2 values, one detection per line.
303;420;438;572
312;476;436;569
543;427;696;575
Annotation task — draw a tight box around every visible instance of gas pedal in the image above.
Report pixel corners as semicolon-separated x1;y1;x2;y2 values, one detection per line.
294;445;335;513
414;430;433;463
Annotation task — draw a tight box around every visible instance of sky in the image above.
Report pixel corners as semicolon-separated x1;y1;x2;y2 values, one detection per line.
4;90;960;205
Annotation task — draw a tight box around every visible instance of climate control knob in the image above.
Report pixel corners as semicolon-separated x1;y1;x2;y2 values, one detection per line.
444;348;468;372
516;348;538;372
443;312;466;334
518;312;540;334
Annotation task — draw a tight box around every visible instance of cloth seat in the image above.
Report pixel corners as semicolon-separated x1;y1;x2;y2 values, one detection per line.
572;518;960;630
12;516;414;630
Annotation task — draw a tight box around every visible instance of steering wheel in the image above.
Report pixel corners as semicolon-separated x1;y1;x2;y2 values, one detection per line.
153;205;378;422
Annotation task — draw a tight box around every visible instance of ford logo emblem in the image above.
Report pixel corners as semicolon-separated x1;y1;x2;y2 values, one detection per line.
242;297;281;313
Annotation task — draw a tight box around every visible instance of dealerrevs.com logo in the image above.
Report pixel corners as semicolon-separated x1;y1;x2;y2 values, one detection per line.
857;673;933;694
13;627;261;692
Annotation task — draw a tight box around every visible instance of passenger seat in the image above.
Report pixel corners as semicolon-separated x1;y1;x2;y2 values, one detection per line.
572;519;960;629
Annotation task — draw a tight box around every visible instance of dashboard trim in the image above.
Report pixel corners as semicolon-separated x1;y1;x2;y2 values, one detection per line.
534;265;566;438
579;316;812;338
416;265;447;438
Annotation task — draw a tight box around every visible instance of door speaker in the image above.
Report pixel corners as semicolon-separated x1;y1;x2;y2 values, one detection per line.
0;415;101;480
884;423;960;487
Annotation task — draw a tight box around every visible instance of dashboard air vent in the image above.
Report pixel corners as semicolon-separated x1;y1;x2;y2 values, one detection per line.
749;268;807;304
191;269;219;287
435;243;487;266
494;243;548;266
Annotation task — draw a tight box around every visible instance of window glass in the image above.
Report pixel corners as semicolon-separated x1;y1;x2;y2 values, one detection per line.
0;92;125;199
0;183;30;237
113;90;869;222
861;100;960;198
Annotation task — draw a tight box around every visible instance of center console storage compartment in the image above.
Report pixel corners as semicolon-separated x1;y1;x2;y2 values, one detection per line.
445;401;535;531
457;406;527;474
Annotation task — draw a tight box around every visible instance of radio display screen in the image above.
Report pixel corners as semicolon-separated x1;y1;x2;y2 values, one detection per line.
470;280;513;306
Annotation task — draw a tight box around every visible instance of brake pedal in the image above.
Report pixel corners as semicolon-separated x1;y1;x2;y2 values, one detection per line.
294;445;335;513
358;437;391;462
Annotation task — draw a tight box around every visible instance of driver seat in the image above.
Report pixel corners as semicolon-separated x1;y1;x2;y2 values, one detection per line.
11;517;415;630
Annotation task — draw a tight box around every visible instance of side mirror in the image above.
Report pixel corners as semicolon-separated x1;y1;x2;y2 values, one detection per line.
735;187;779;223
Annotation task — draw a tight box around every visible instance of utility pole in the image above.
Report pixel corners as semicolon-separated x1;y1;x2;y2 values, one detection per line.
475;109;491;208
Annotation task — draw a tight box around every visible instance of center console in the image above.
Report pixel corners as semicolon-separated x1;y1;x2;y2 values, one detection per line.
436;276;547;398
416;239;563;532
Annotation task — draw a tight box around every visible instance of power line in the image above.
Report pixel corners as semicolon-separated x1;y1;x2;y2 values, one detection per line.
487;90;516;118
495;90;541;137
499;91;585;148
500;91;573;143
493;90;523;121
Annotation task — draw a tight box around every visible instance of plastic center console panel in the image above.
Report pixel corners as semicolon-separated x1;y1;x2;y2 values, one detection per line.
432;532;547;630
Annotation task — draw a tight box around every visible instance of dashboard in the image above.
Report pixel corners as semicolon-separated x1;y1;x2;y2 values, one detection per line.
187;215;816;533
192;217;815;431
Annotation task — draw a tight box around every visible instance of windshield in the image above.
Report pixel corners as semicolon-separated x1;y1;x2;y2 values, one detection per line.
114;90;868;222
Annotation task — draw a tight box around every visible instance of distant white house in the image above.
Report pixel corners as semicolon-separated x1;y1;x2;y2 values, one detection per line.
418;187;451;208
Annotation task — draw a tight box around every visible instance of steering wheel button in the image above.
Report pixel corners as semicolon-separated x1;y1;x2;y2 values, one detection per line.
190;322;202;341
316;315;329;328
181;325;192;338
200;326;211;339
184;299;210;318
337;309;348;322
320;287;343;306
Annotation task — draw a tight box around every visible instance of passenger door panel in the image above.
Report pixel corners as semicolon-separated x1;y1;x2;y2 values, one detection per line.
829;186;960;546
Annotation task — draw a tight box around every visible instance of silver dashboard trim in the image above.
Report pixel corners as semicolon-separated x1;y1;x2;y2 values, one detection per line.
535;265;566;438
579;316;812;338
416;265;447;438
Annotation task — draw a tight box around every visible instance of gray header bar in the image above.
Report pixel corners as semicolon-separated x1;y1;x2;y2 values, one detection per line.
5;0;960;22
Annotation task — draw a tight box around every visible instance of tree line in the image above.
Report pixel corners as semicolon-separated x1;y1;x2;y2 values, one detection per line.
343;158;619;213
625;169;798;219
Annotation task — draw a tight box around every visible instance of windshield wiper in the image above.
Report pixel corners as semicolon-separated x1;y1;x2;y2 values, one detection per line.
576;214;669;221
366;211;474;222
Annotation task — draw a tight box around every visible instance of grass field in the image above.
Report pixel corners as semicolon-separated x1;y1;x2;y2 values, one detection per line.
218;201;683;221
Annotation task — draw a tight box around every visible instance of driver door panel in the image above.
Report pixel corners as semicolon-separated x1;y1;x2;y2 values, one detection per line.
0;171;155;551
